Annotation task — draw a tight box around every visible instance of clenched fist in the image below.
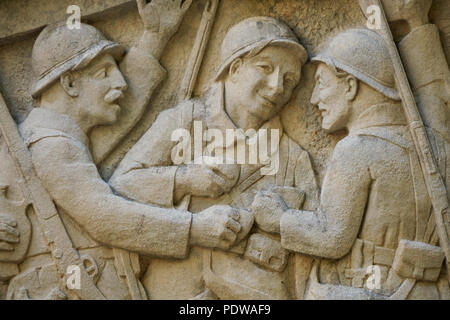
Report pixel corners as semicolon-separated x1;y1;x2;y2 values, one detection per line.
251;190;288;234
175;160;240;201
190;205;242;250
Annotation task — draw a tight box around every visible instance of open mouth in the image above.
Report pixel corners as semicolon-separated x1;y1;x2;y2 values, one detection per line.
318;105;329;117
104;89;124;104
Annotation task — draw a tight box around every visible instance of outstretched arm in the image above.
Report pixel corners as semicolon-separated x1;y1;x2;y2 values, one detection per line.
119;0;194;126
253;136;372;259
30;136;192;259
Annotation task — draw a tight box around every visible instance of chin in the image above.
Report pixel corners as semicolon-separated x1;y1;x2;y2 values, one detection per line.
102;105;121;125
322;121;343;133
321;125;334;133
251;104;276;121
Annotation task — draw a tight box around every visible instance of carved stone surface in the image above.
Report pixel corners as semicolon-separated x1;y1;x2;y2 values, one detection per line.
0;0;448;300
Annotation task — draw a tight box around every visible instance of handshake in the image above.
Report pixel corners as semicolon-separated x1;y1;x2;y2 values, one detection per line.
187;177;302;252
179;159;303;250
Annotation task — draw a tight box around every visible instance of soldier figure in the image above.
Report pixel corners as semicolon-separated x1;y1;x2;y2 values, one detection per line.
251;28;449;299
110;17;319;299
7;0;244;300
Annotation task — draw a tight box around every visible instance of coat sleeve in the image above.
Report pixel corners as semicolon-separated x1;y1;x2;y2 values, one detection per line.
280;135;372;259
110;101;194;207
28;136;192;259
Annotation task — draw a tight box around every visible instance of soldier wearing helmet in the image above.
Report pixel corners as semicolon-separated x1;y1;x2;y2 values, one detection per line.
252;28;448;299
110;16;319;299
8;0;247;300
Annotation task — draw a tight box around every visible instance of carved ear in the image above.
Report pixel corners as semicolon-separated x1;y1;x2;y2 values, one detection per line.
345;75;358;101
228;58;243;82
60;72;79;97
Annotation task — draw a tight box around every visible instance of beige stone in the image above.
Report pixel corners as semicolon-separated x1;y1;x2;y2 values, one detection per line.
0;0;448;300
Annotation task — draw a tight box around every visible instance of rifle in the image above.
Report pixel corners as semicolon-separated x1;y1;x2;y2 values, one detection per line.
0;89;105;299
177;0;219;103
113;0;221;300
358;0;450;282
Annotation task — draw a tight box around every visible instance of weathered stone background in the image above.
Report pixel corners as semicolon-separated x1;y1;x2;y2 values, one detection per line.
0;0;448;185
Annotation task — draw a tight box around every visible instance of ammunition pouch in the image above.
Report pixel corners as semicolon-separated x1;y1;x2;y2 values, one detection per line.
345;239;444;286
392;240;445;282
244;233;289;272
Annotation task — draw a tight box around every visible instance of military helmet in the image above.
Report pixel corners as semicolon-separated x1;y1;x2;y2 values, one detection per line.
311;29;400;100
215;16;308;80
31;22;125;98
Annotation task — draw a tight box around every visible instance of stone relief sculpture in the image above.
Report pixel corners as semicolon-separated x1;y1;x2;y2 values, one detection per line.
252;24;449;299
4;0;248;300
110;16;319;299
390;0;450;198
0;193;20;254
0;132;30;293
0;0;448;300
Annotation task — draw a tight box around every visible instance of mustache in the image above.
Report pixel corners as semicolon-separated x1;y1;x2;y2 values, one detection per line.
104;89;124;103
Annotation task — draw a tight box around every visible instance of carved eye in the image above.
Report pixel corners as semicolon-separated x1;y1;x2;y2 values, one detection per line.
94;68;107;79
256;63;273;74
284;76;296;87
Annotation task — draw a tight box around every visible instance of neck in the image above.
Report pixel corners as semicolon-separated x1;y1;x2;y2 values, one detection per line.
226;104;265;132
40;98;93;136
344;108;360;134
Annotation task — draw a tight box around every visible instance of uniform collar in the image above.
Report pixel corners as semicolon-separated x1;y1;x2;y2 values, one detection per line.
350;102;407;132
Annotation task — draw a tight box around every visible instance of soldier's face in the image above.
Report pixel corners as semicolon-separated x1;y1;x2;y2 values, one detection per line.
228;46;301;123
311;63;351;133
76;54;127;126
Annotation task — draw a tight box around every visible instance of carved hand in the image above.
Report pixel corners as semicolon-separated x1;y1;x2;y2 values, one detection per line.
251;190;288;234
137;0;193;37
190;205;242;250
175;161;240;200
0;213;20;251
381;0;432;29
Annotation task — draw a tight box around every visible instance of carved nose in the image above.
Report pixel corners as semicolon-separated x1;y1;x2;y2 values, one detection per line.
111;68;128;92
268;68;284;96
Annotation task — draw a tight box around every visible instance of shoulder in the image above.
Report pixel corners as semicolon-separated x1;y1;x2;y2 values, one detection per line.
331;134;377;169
157;99;196;122
29;135;87;164
333;130;410;170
